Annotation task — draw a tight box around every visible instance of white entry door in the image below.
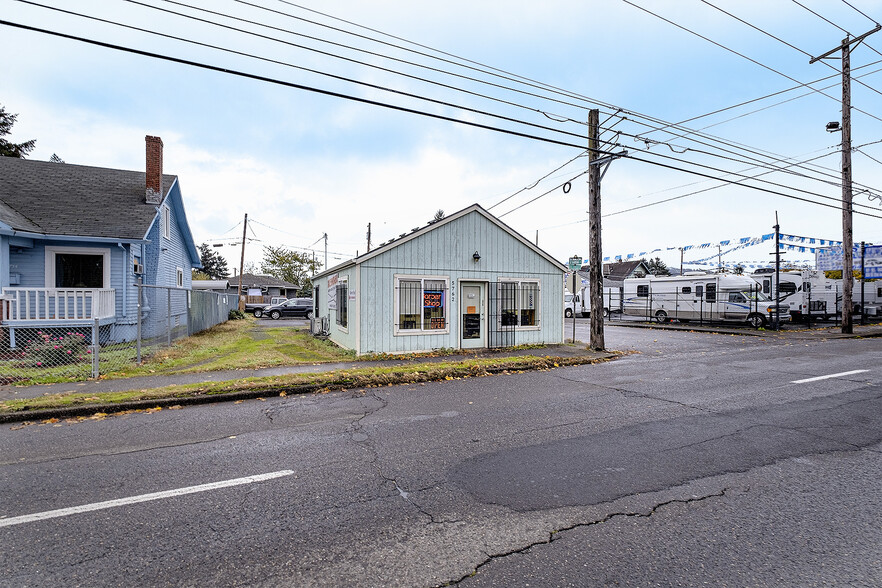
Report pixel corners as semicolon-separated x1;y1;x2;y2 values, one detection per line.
460;282;486;349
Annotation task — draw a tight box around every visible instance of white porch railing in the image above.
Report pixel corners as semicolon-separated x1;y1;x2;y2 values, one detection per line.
0;288;116;323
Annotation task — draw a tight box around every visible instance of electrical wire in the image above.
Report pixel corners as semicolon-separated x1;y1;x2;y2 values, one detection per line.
0;20;606;153
16;0;598;148
126;0;595;124
497;170;592;218
72;0;877;197
487;151;588;210
621;0;882;124
702;0;882;99
5;7;878;222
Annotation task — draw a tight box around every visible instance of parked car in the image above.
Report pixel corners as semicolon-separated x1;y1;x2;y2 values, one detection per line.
263;298;314;320
250;296;288;318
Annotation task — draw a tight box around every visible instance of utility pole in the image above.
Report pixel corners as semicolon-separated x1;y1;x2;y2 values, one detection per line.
772;212;781;330
587;109;604;351
323;233;328;270
587;109;628;351
366;223;372;253
679;247;684;275
810;24;880;334
717;245;722;273
237;213;247;311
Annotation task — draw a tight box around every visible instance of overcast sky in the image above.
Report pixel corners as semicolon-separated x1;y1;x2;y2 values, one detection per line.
3;0;882;273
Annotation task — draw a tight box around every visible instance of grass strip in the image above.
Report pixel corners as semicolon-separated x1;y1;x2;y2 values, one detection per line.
0;354;613;422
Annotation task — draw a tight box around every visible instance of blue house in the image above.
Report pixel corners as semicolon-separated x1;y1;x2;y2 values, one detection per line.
0;136;202;344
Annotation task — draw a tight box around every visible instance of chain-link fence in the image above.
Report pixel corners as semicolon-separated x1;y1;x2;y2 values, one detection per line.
0;286;237;385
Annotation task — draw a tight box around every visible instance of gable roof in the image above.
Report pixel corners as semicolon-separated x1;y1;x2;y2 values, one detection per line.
233;273;300;289
315;203;567;279
602;260;650;281
0;156;177;240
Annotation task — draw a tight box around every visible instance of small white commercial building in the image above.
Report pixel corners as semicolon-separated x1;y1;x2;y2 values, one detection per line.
311;204;567;355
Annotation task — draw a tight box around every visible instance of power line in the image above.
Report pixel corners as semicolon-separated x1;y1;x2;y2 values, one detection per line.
16;1;597;147
622;0;882;124
118;0;881;195
487;150;588;210
497;170;591;218
0;19;605;153
4;11;877;222
123;0;593;124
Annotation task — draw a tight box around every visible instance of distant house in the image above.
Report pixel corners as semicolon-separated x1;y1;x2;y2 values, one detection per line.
192;279;231;292
226;273;300;302
312;204;566;355
601;260;651;284
0;136;202;343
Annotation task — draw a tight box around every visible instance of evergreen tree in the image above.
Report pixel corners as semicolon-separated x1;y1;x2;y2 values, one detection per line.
645;256;671;276
0;105;36;158
197;243;231;279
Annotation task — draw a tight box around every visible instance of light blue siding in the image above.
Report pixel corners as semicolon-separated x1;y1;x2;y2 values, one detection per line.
315;208;565;355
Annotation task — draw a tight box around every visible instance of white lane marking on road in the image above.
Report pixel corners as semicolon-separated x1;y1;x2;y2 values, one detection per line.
791;370;869;384
0;470;294;528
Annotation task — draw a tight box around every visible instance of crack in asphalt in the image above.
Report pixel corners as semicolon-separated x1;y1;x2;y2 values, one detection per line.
440;488;730;587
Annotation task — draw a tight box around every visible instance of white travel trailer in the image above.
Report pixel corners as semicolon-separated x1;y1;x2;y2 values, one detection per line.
623;273;786;327
577;284;623;318
749;269;838;321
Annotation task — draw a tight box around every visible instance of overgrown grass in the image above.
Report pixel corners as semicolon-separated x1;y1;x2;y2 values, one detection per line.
107;318;352;378
0;354;613;417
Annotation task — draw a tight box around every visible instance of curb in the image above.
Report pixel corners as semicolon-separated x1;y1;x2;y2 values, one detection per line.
0;353;617;424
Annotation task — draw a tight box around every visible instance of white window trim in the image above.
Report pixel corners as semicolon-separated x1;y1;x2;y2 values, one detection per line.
393;274;451;336
336;276;349;333
44;246;112;289
162;206;171;240
497;277;541;331
176;266;184;288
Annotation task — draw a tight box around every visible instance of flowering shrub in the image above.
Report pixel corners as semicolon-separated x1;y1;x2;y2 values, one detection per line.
22;331;90;367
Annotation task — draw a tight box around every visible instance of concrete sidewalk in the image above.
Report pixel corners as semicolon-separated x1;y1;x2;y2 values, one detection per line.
0;343;612;404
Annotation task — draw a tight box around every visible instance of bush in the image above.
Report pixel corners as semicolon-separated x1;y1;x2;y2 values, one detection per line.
228;309;247;320
22;331;90;367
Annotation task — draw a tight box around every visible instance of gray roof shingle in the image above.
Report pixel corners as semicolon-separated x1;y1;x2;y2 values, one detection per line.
0;156;176;240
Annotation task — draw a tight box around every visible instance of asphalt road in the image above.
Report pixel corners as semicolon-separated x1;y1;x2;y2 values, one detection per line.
1;326;880;587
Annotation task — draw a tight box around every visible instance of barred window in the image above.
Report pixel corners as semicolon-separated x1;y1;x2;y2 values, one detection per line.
395;276;449;333
336;278;348;328
499;280;540;328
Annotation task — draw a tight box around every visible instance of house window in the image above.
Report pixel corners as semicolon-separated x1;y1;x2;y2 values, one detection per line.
395;275;449;333
162;206;171;239
176;267;184;288
45;246;111;289
499;279;540;328
336;278;348;328
56;254;103;288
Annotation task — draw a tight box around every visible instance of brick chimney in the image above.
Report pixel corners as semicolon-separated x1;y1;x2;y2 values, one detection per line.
145;135;164;205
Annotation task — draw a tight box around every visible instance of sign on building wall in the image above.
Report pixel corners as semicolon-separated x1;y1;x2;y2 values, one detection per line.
327;274;338;310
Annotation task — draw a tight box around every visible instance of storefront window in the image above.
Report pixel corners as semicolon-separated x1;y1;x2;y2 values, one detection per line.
396;276;449;333
499;280;540;328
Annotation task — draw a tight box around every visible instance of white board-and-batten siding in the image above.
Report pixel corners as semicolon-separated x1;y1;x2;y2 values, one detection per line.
316;208;565;355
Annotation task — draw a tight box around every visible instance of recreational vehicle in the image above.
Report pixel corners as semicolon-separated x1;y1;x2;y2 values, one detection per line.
749;269;838;321
623;273;786;327
576;284;623;317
